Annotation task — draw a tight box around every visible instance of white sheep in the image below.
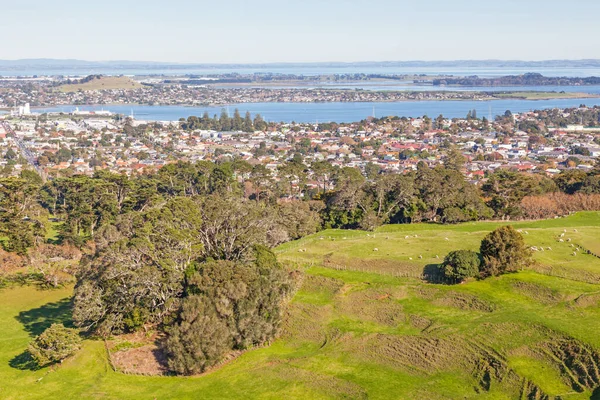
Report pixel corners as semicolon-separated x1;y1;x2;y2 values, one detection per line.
560;233;565;238
573;252;577;256
558;239;564;242
524;231;529;235
405;235;410;239
445;237;449;241
567;238;572;242
547;247;552;251
373;248;379;252
436;255;440;259
574;229;578;233
419;255;423;259
409;257;413;260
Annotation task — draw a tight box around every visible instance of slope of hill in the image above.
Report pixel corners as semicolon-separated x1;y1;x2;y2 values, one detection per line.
57;76;142;92
1;212;600;399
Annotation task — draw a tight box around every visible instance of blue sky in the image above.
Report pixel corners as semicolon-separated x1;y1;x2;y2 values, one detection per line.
2;0;599;63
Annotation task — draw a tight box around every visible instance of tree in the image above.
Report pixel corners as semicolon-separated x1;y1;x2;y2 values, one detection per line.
28;323;82;367
440;250;480;282
164;295;231;375
443;147;466;172
480;226;531;278
165;246;292;375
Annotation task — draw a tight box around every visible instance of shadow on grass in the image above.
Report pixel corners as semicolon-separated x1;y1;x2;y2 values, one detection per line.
9;350;39;371
422;264;456;284
16;298;73;337
591;387;600;400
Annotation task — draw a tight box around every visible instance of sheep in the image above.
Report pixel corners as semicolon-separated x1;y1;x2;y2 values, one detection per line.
414;234;418;238
574;229;578;233
564;229;567;233
445;237;450;241
570;244;575;247
524;231;529;235
547;247;552;251
373;248;379;252
343;237;347;240
405;235;410;239
558;239;564;242
419;255;423;259
573;252;577;256
567;238;572;242
435;255;440;259
560;233;565;238
367;234;371;237
386;236;390;240
409;257;413;260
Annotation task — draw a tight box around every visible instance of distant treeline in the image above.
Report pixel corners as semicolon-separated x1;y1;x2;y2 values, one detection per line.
433;73;600;86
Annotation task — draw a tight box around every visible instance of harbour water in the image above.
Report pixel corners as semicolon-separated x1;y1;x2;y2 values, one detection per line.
34;98;600;123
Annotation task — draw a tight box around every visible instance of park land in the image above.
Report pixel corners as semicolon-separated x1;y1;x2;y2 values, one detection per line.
2;212;600;399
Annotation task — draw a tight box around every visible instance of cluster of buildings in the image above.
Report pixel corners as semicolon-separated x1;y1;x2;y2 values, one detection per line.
0;78;504;108
0;107;598;186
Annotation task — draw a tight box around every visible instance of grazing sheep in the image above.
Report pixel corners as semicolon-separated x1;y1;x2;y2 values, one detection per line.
367;234;371;237
560;233;565;238
373;248;379;252
436;255;440;259
445;237;449;241
419;255;423;259
409;257;413;260
547;247;552;251
564;229;567;233
574;229;578;233
573;252;577;256
570;244;575;247
524;231;529;235
343;237;347;240
414;235;418;238
558;239;564;242
567;238;572;242
405;235;410;239
386;236;389;240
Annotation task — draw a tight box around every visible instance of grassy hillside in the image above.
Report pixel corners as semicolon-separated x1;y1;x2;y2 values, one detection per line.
57;76;142;92
1;212;600;399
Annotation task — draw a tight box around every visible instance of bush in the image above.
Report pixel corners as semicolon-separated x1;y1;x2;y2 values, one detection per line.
28;323;82;367
480;226;531;278
440;250;481;282
164;296;231;375
164;246;293;375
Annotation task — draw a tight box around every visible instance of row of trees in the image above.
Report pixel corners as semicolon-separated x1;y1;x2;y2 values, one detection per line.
180;110;268;132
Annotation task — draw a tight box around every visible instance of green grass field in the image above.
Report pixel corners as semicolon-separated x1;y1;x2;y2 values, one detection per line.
1;212;600;399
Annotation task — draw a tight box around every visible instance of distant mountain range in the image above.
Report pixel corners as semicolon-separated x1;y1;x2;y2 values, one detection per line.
2;59;600;69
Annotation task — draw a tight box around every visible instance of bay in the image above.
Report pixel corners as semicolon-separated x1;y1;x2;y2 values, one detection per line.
33;98;600;123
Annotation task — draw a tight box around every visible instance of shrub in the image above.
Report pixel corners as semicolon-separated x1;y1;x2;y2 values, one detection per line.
480;226;531;278
164;296;231;375
164;246;293;375
28;323;82;367
440;250;481;282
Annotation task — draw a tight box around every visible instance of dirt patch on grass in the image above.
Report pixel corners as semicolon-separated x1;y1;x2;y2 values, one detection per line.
336;288;405;327
301;274;345;296
281;302;331;343
110;343;168;375
573;293;600;308
511;281;563;305
324;254;423;276
416;287;496;313
536;337;600;392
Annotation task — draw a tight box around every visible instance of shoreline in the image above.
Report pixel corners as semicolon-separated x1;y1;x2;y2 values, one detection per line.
1;92;596;112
